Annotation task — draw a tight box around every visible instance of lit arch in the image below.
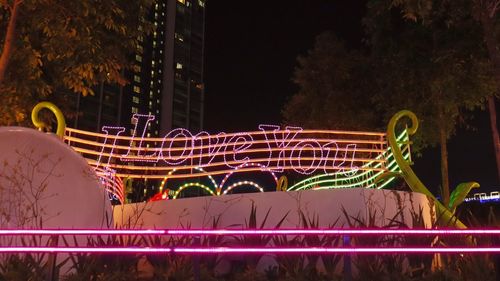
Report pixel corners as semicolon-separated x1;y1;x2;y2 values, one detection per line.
172;183;216;199
222;181;264;195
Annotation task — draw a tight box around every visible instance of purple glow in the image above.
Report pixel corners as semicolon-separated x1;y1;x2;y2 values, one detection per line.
173;247;500;254
0;247;171;253
0;247;499;254
166;229;500;235
0;229;166;235
0;228;499;236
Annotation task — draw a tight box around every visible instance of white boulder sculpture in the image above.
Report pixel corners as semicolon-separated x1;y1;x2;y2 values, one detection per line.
0;127;112;229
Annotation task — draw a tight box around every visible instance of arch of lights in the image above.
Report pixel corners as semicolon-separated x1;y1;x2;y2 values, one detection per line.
60;113;411;203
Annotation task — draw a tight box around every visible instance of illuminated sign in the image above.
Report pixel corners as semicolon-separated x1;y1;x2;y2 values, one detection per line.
66;114;389;179
63;113;410;203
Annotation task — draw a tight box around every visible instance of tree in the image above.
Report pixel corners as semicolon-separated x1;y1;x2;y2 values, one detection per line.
366;0;497;204
389;0;500;184
283;1;496;205
283;32;382;131
0;0;153;125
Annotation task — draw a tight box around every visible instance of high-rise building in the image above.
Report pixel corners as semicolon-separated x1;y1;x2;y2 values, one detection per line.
71;0;206;136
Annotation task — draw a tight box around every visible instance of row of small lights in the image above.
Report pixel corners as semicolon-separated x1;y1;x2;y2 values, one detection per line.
464;191;500;203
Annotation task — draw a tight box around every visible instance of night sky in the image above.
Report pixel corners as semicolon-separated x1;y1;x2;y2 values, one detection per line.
204;0;498;193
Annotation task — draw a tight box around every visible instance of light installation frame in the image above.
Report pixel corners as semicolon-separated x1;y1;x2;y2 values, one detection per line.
65;123;391;180
65;119;406;202
287;129;410;191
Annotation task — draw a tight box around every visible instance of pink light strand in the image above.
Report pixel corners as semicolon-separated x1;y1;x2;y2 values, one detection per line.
0;229;166;235
0;229;499;236
0;247;499;254
166;229;500;235
173;247;500;254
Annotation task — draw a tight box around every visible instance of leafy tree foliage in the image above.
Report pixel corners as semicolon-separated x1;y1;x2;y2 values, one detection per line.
0;0;153;125
283;32;382;131
368;0;497;204
389;0;500;184
283;0;497;205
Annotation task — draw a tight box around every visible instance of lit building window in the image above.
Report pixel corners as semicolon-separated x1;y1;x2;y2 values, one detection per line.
198;0;205;7
134;75;140;83
177;0;185;4
147;133;151;137
132;107;138;114
133;86;141;94
135;54;142;62
186;1;191;7
133;96;140;104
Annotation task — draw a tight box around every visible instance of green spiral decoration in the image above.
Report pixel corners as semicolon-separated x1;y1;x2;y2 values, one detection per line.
31;101;66;138
387;110;469;228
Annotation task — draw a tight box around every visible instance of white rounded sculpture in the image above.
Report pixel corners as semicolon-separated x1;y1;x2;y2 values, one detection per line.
0;127;112;229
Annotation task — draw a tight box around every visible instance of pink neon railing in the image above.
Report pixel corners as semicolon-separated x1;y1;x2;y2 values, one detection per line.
1;247;499;254
0;228;499;236
0;228;499;254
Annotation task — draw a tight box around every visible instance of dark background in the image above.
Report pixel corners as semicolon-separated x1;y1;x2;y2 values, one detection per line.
203;0;498;194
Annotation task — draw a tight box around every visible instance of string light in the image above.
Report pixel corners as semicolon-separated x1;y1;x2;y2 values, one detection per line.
172;182;216;199
222;181;264;195
2;247;499;254
66;124;391;179
287;130;410;191
1;228;500;236
63;119;412;201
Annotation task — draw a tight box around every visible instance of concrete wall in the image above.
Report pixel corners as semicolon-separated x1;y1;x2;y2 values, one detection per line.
113;188;434;230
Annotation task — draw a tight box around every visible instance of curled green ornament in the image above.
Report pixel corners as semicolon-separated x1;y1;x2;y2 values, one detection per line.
387;110;469;228
31;102;66;138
